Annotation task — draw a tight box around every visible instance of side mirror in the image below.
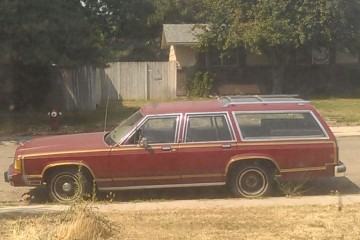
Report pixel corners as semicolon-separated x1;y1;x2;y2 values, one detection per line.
139;137;149;148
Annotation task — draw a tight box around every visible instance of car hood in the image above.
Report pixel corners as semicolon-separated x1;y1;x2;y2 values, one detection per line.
15;132;110;156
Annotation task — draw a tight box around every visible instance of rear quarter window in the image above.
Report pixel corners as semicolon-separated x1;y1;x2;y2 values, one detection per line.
234;111;327;140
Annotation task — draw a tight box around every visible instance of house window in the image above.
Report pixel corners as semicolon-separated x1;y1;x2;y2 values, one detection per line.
296;46;329;65
206;48;238;66
312;47;329;64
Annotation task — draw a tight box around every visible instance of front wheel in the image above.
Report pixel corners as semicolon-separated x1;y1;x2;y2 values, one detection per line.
229;165;273;198
48;169;89;203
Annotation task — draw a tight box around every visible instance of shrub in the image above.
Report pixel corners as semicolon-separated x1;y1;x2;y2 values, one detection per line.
187;70;216;97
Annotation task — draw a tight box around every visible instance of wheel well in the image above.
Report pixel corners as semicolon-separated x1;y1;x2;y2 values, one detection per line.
226;158;278;182
43;164;94;184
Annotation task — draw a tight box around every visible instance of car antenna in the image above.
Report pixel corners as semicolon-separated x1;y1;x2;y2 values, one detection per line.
103;85;110;132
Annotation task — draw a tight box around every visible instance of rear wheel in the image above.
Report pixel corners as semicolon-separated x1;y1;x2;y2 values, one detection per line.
230;164;273;198
48;169;89;203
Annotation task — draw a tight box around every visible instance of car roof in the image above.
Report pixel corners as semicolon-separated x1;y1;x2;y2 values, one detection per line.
140;99;221;115
140;95;315;115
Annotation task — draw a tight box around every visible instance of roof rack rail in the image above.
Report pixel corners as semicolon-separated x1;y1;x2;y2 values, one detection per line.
218;95;309;107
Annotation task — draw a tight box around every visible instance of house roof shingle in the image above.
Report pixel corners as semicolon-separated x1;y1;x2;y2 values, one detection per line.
161;24;205;49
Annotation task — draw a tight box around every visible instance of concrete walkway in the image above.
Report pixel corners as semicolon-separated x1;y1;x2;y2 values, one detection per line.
331;126;360;137
0;194;359;214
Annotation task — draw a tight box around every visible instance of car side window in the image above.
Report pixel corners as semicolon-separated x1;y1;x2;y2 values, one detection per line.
235;111;327;140
127;116;178;144
185;114;232;142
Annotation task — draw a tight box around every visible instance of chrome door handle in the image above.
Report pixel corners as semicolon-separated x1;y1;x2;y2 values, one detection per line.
161;146;172;151
221;144;231;149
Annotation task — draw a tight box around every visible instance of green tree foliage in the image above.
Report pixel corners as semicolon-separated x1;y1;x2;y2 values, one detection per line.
0;0;202;109
187;70;216;97
154;0;202;24
82;0;201;61
0;0;201;67
0;0;109;109
0;0;109;67
196;0;360;93
87;0;160;61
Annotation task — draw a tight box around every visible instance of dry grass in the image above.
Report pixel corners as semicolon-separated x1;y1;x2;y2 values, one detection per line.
1;204;116;240
1;203;360;239
57;204;115;240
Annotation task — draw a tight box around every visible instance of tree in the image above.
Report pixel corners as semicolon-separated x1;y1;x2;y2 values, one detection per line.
196;0;360;93
154;0;203;24
82;0;202;61
0;0;202;109
0;0;110;109
0;0;109;68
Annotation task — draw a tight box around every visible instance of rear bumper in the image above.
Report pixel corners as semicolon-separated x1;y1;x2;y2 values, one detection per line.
335;161;346;177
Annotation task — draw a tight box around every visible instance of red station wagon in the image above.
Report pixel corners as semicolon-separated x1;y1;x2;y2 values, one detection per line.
4;95;346;202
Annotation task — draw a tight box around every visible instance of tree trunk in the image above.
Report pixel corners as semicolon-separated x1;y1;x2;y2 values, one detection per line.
268;47;289;95
271;65;285;94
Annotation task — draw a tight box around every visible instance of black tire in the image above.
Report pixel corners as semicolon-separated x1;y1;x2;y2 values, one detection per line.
48;168;89;203
229;164;273;198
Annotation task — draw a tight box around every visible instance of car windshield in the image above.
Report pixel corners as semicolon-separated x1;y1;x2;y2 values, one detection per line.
105;110;144;145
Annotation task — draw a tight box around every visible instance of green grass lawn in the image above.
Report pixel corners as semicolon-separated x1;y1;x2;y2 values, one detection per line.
0;97;359;136
311;97;360;126
0;100;143;136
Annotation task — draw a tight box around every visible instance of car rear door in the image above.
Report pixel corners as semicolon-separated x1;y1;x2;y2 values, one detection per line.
177;113;238;185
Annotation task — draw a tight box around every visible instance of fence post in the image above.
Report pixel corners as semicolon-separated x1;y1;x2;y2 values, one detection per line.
145;63;151;100
145;63;148;100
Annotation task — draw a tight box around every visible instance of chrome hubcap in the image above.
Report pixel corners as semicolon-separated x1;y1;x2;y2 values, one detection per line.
62;182;72;192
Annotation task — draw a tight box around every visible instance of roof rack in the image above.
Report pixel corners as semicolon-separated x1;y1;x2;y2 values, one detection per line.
219;95;309;107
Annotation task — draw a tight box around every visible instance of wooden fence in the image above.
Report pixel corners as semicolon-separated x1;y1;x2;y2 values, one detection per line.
53;62;177;110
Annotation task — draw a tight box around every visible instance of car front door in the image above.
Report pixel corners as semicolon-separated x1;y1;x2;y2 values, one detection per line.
108;115;181;189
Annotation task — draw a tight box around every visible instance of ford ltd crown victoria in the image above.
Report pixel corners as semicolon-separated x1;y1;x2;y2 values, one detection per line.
4;95;346;202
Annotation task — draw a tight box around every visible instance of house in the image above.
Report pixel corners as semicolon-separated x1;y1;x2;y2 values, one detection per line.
161;24;205;95
161;24;360;96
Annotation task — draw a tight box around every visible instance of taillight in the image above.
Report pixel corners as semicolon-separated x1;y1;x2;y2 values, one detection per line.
335;140;339;163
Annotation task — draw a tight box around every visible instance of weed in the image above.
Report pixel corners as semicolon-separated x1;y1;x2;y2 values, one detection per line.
106;192;116;202
55;203;118;240
9;203;119;239
275;177;311;197
91;180;98;202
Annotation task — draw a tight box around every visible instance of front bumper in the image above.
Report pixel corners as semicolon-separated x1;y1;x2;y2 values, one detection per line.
4;164;25;186
335;161;346;177
4;171;9;183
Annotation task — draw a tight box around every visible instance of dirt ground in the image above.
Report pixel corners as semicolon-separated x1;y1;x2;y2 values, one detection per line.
0;140;33;203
